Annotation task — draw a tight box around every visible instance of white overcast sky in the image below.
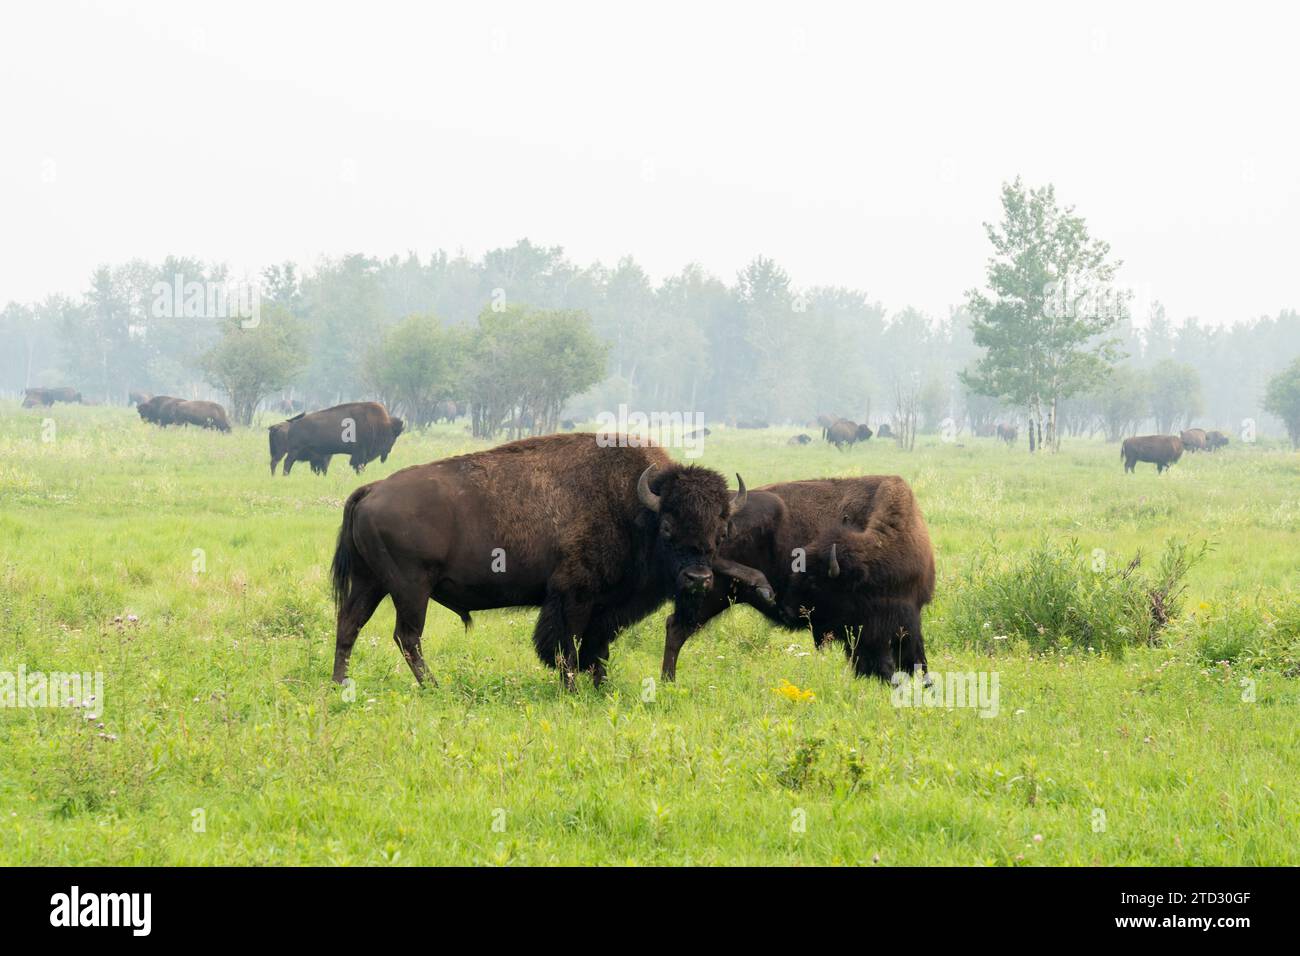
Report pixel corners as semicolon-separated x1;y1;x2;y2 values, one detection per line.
1;0;1296;324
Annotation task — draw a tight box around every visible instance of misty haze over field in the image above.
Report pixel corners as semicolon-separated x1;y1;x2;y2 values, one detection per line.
2;1;1298;438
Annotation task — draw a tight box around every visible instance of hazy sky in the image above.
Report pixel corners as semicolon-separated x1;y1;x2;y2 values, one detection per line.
2;1;1296;325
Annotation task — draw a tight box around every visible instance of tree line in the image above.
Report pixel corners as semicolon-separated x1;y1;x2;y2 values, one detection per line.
3;192;1299;441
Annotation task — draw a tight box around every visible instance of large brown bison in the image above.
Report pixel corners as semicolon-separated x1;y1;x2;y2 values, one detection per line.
1122;434;1184;473
269;402;404;476
996;423;1018;445
137;395;183;425
329;433;762;689
1180;428;1207;452
826;419;873;449
1205;429;1229;452
663;476;934;684
173;400;231;431
22;387;81;407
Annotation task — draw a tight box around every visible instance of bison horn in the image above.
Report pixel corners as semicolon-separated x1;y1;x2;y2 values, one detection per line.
637;465;662;513
827;543;840;578
728;473;748;516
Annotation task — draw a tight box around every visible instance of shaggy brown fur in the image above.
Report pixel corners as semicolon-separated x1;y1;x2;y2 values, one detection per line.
1180;428;1207;452
329;432;756;688
172;400;231;432
1122;434;1184;473
825;419;873;449
22;387;81;407
664;475;935;683
269;402;403;475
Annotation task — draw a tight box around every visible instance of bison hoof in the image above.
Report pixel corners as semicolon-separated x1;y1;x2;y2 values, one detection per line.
921;673;934;689
757;586;775;605
889;672;906;688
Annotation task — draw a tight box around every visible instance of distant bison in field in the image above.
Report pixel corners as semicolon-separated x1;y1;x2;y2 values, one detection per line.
275;398;305;415
787;433;812;445
1122;434;1183;473
996;423;1018;445
665;475;934;683
1205;429;1229;452
269;401;403;476
22;387;81;407
137;395;183;425
876;422;894;439
433;399;466;423
173;400;231;432
1180;428;1207;452
826;419;872;449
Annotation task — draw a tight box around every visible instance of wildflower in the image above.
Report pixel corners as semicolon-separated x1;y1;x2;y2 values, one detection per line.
773;679;815;703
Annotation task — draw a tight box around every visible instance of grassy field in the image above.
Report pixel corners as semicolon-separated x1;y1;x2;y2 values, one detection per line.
1;403;1297;865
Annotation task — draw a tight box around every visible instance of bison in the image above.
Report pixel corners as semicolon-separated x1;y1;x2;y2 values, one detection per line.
22;387;81;407
270;402;403;476
1122;434;1184;473
173;400;231;431
433;399;464;423
1205;429;1229;452
662;475;934;684
996;423;1018;445
787;433;812;446
137;395;183;425
826;419;873;449
876;422;894;439
1180;428;1207;452
329;433;764;689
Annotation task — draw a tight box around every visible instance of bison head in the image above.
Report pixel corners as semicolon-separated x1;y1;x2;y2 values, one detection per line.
637;463;747;597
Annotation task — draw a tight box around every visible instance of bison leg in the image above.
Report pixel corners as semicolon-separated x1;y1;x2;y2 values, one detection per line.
283;452;297;475
333;579;385;683
578;609;620;689
661;613;701;682
534;589;593;691
845;599;925;683
390;586;433;686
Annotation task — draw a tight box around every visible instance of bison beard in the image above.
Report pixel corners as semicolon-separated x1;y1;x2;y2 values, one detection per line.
662;476;935;684
329;433;758;689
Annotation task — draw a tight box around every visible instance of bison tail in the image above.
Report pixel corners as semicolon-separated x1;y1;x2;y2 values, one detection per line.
331;486;373;610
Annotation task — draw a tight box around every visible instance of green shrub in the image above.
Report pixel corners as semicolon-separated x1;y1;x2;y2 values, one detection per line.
1181;596;1300;676
946;537;1206;655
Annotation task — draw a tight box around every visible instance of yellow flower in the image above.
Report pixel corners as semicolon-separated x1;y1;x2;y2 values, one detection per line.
773;679;816;703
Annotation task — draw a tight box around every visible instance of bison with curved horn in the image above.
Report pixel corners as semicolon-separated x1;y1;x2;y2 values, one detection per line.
660;475;934;684
330;432;767;689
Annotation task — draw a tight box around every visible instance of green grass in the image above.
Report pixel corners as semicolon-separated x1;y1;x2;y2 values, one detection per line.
1;404;1297;865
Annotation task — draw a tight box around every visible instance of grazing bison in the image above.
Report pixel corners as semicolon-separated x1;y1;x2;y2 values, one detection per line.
826;419;873;449
269;402;403;476
876;422;894;439
996;423;1018;445
662;476;934;684
137;395;183;425
1122;434;1184;473
1179;428;1207;452
330;433;763;688
1205;429;1229;452
787;433;813;446
173;400;231;431
22;387;81;407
